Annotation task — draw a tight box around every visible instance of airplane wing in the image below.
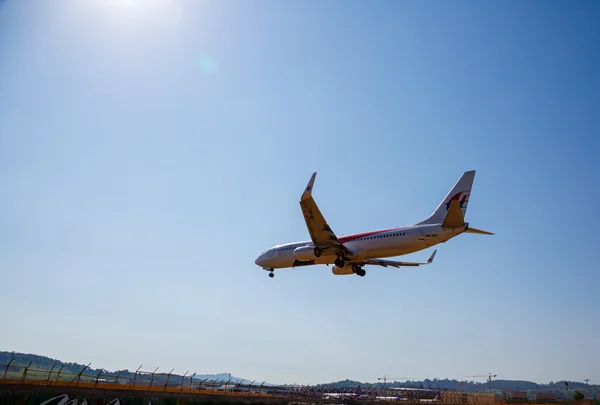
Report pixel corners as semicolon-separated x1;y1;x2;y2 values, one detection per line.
359;250;437;268
299;172;350;256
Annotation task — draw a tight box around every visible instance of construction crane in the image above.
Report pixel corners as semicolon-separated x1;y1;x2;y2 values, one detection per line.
466;373;497;393
377;376;414;385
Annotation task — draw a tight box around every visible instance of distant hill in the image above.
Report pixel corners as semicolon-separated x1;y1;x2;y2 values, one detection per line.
0;351;246;384
314;378;599;400
1;351;598;399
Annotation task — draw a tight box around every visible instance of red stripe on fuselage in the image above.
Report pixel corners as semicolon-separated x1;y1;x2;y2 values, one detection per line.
338;227;408;244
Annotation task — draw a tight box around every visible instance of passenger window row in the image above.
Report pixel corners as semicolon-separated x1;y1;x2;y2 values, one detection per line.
357;232;406;241
275;232;408;250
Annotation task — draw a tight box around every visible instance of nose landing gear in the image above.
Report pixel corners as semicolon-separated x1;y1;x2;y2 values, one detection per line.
268;270;274;278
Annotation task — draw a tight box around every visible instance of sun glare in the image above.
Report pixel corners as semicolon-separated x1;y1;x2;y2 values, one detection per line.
87;0;184;28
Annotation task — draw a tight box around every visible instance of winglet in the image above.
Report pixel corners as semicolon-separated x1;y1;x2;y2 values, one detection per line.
301;172;317;201
427;249;437;264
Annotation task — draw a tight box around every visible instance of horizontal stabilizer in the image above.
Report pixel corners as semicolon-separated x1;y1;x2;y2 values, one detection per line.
465;227;494;235
441;200;465;228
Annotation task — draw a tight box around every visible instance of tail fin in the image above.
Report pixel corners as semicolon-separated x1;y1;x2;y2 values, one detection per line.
417;170;475;225
441;200;465;228
441;200;495;234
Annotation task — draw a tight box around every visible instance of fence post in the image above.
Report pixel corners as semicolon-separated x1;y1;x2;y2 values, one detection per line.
115;371;122;385
20;362;32;384
189;373;196;390
165;369;174;392
132;365;142;389
180;371;188;393
147;367;159;391
94;369;105;388
235;379;245;393
248;380;255;395
260;381;266;397
46;364;57;385
68;363;91;386
55;365;64;382
225;376;232;394
3;358;14;380
198;377;206;391
213;378;220;392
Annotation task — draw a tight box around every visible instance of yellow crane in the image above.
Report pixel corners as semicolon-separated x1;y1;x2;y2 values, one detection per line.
466;373;497;393
377;376;415;385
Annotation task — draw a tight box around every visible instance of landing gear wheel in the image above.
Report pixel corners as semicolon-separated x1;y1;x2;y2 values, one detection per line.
268;272;274;278
334;258;345;267
355;268;366;277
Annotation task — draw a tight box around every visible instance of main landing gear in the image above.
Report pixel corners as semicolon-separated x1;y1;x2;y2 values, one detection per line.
269;272;274;278
334;253;350;268
334;256;366;277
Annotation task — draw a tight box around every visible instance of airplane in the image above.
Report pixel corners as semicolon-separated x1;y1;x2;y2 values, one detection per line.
255;170;493;278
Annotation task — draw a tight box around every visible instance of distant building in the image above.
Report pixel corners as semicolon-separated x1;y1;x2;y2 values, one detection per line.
508;391;528;401
535;392;557;401
216;383;238;391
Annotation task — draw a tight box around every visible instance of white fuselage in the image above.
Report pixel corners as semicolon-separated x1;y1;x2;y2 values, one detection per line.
255;223;466;270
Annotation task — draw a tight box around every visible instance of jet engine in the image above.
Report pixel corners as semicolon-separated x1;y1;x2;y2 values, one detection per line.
332;265;355;275
332;263;366;277
293;245;321;261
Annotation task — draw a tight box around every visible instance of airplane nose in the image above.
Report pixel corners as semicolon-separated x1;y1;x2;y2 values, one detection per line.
255;255;263;267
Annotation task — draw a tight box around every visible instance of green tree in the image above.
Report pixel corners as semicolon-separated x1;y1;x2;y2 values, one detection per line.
573;390;584;400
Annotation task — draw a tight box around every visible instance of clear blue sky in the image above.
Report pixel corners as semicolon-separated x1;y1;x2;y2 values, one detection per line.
1;0;599;385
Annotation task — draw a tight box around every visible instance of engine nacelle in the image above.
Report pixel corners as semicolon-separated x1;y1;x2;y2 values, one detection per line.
332;264;356;275
293;245;321;261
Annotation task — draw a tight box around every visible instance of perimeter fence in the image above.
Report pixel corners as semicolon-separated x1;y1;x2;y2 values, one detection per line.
0;361;516;404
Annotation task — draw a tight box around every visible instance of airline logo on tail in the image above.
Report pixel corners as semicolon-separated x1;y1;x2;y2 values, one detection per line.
445;191;470;210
